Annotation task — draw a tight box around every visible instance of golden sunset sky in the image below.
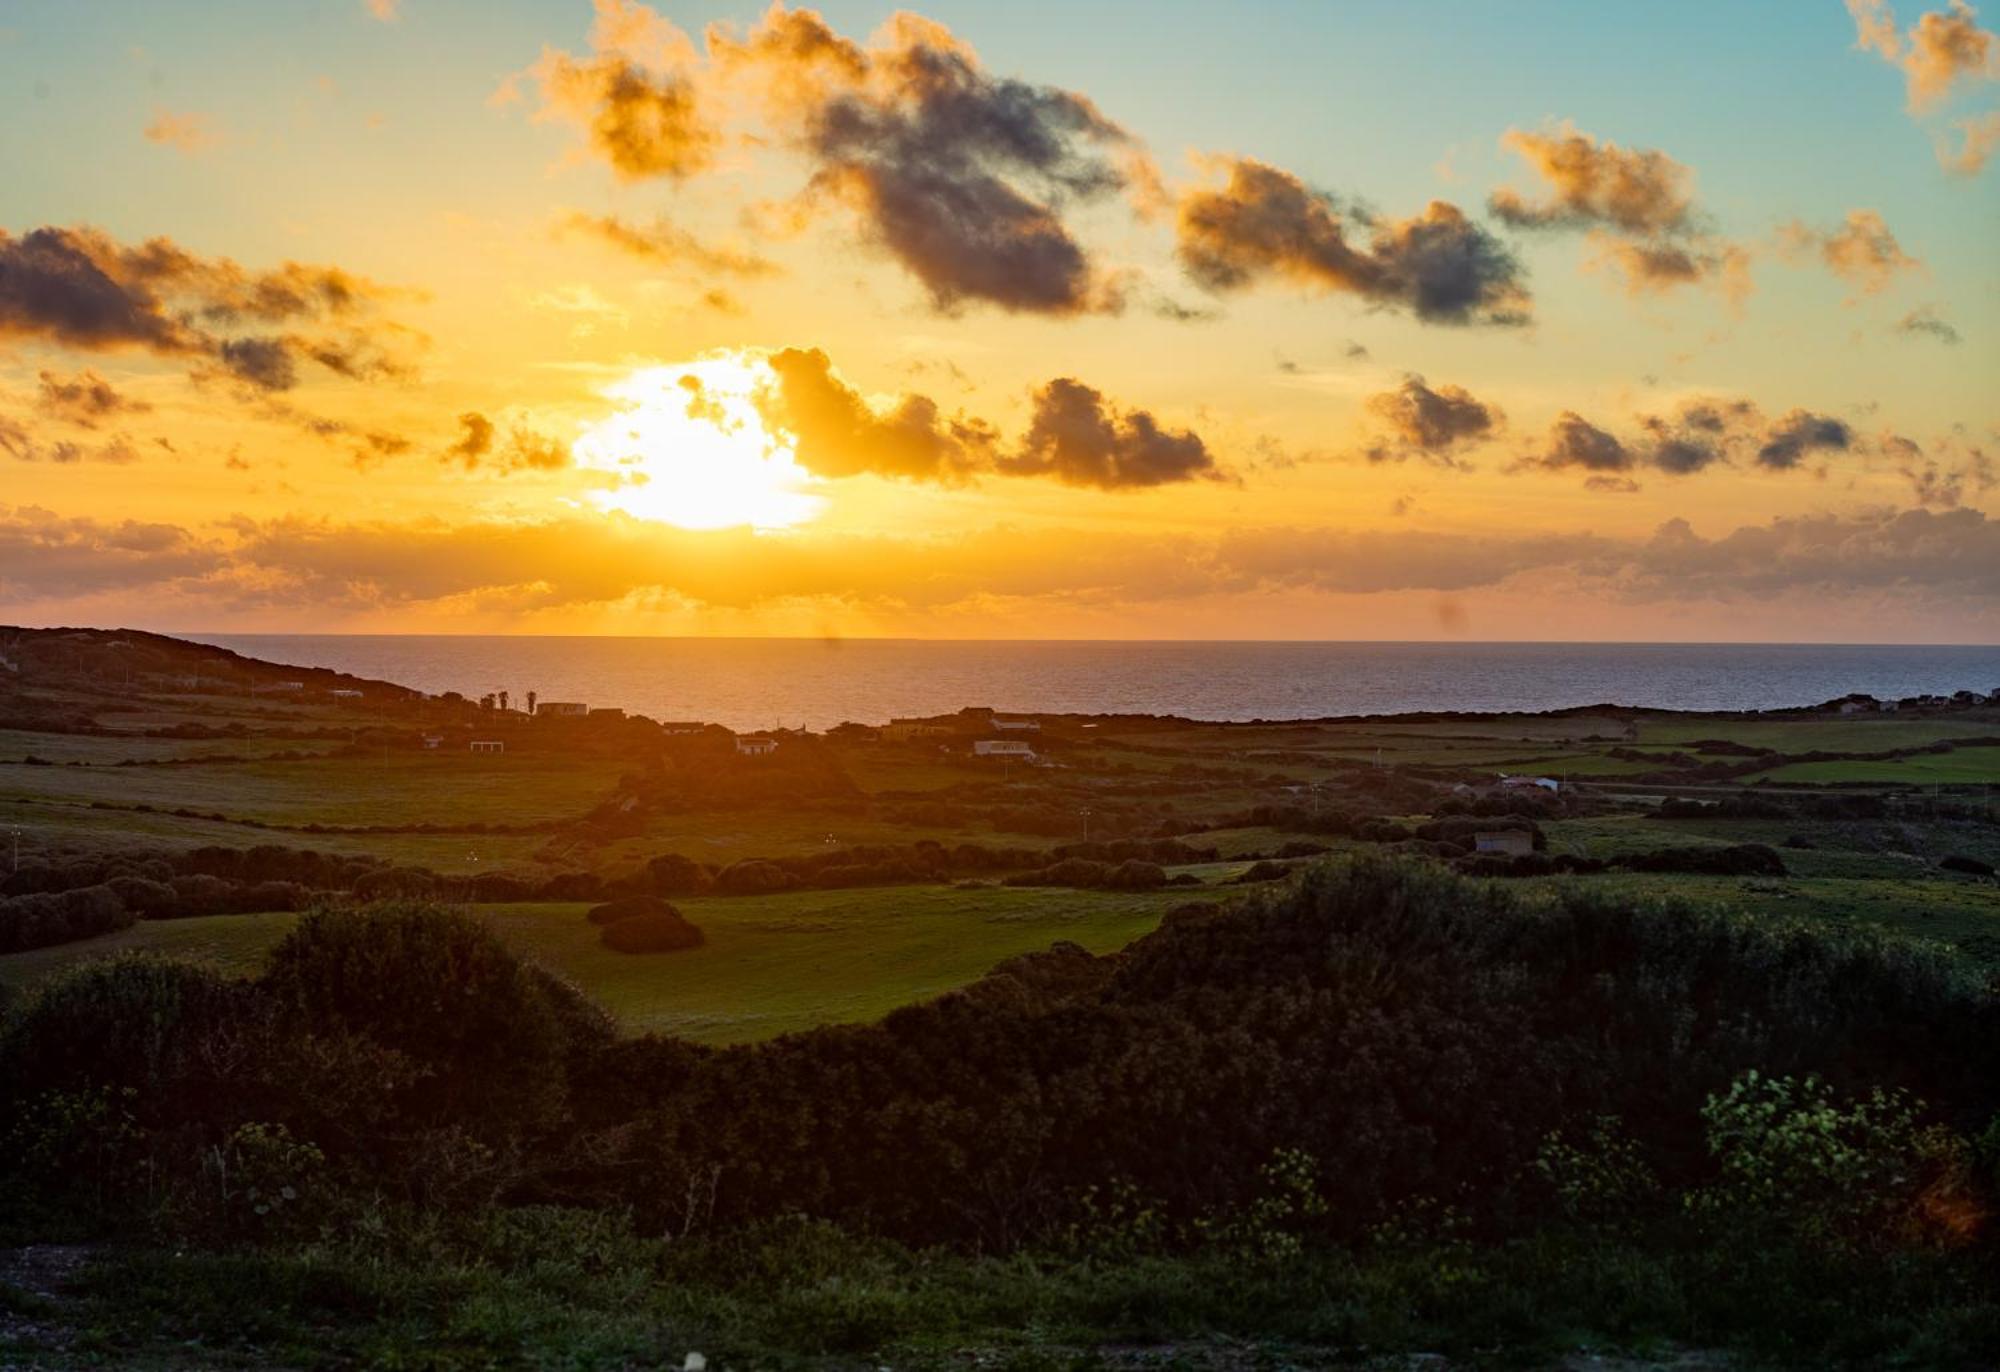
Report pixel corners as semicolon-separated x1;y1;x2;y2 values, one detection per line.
2;0;1996;640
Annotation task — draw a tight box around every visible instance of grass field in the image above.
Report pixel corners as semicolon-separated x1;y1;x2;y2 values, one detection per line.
0;880;1222;1043
1746;752;2000;785
0;751;626;829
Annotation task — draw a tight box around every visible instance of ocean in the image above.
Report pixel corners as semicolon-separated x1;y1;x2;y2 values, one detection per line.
186;637;2000;734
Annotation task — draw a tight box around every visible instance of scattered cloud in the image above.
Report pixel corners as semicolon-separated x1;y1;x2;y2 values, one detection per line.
1515;399;1855;483
1490;123;1749;302
1361;375;1502;466
1776;210;1920;294
143;109;218;155
559;210;781;277
756;346;994;482
442;411;571;473
1175;155;1529;326
35;369;150;427
0;224;415;394
1847;0;1999;111
1756;409;1854;469
1895;304;1962;343
1000;378;1222;488
1936;107;2000;172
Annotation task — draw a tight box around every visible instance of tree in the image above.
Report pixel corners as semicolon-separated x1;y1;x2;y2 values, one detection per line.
527;691;538;716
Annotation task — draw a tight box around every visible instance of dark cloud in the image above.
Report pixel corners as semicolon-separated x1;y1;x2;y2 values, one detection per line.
1362;375;1501;465
1897;442;1995;508
1000;377;1220;488
35;369;150;427
713;6;1147;314
1756;409;1853;469
755;346;994;482
1524;411;1634;475
443;410;570;474
1896;305;1962;343
1176;156;1529;325
560;211;780;278
0;225;413;391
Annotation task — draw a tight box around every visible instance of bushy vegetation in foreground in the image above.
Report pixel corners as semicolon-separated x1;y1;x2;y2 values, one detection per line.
1;856;1996;1366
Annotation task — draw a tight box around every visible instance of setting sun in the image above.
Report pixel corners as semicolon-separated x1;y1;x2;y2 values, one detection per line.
573;355;825;530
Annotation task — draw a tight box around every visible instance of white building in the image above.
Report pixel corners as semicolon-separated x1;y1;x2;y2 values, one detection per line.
991;717;1040;732
974;739;1037;759
735;735;779;757
1498;774;1559;793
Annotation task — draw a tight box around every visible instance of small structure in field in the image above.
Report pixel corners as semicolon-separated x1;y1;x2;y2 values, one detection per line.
329;688;364;699
991;716;1040;732
1498;774;1560;793
882;718;952;742
469;739;505;753
420;734;444;749
735;734;779;757
974;739;1037;759
1473;830;1535;857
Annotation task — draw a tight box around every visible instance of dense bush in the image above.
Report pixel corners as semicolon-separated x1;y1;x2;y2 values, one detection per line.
1613;843;1787;877
714;860;797;895
0;884;133;952
600;908;705;954
1941;854;1995;877
260;903;570;1132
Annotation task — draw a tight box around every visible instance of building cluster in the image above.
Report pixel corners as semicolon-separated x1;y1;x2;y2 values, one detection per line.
1829;689;2000;715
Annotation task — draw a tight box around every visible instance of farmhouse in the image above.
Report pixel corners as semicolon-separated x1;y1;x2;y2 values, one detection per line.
882;718;953;742
990;716;1041;732
973;739;1037;759
469;740;505;754
1473;830;1536;857
1498;775;1560;793
537;701;589;717
1835;695;1880;714
735;734;779;757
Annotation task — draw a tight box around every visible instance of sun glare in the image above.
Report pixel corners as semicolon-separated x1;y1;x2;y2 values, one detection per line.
573;355;824;530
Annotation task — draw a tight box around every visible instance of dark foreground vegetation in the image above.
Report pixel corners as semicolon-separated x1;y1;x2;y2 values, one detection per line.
3;857;1996;1368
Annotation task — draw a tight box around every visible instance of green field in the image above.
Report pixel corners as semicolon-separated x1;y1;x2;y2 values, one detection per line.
0;750;626;829
0;880;1223;1043
1746;751;2000;784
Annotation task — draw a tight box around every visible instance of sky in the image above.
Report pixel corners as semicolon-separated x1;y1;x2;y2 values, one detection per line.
1;0;1996;641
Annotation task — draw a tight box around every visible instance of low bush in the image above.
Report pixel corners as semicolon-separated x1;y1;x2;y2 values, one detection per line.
601;909;706;954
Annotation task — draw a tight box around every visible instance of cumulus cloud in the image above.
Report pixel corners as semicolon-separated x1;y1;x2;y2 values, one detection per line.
717;5;1147;314
1516;399;1857;483
559;210;781;277
755;346;994;482
1488;125;1695;235
1490;123;1749;301
1000;378;1221;488
0;224;413;392
35;369;150;427
1756;409;1854;469
1361;376;1502;466
506;0;716;181
143;109;219;155
1896;304;1962;342
1848;0;2000;110
1174;155;1529;325
1777;210;1920;294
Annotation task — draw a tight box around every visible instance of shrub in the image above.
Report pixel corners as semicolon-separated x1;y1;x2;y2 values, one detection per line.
0;954;248;1121
0;884;133;952
645;853;714;896
1101;859;1167;891
715;860;796;895
1614;843;1787;877
259;902;569;1132
601;909;706;955
1940;854;1995;877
